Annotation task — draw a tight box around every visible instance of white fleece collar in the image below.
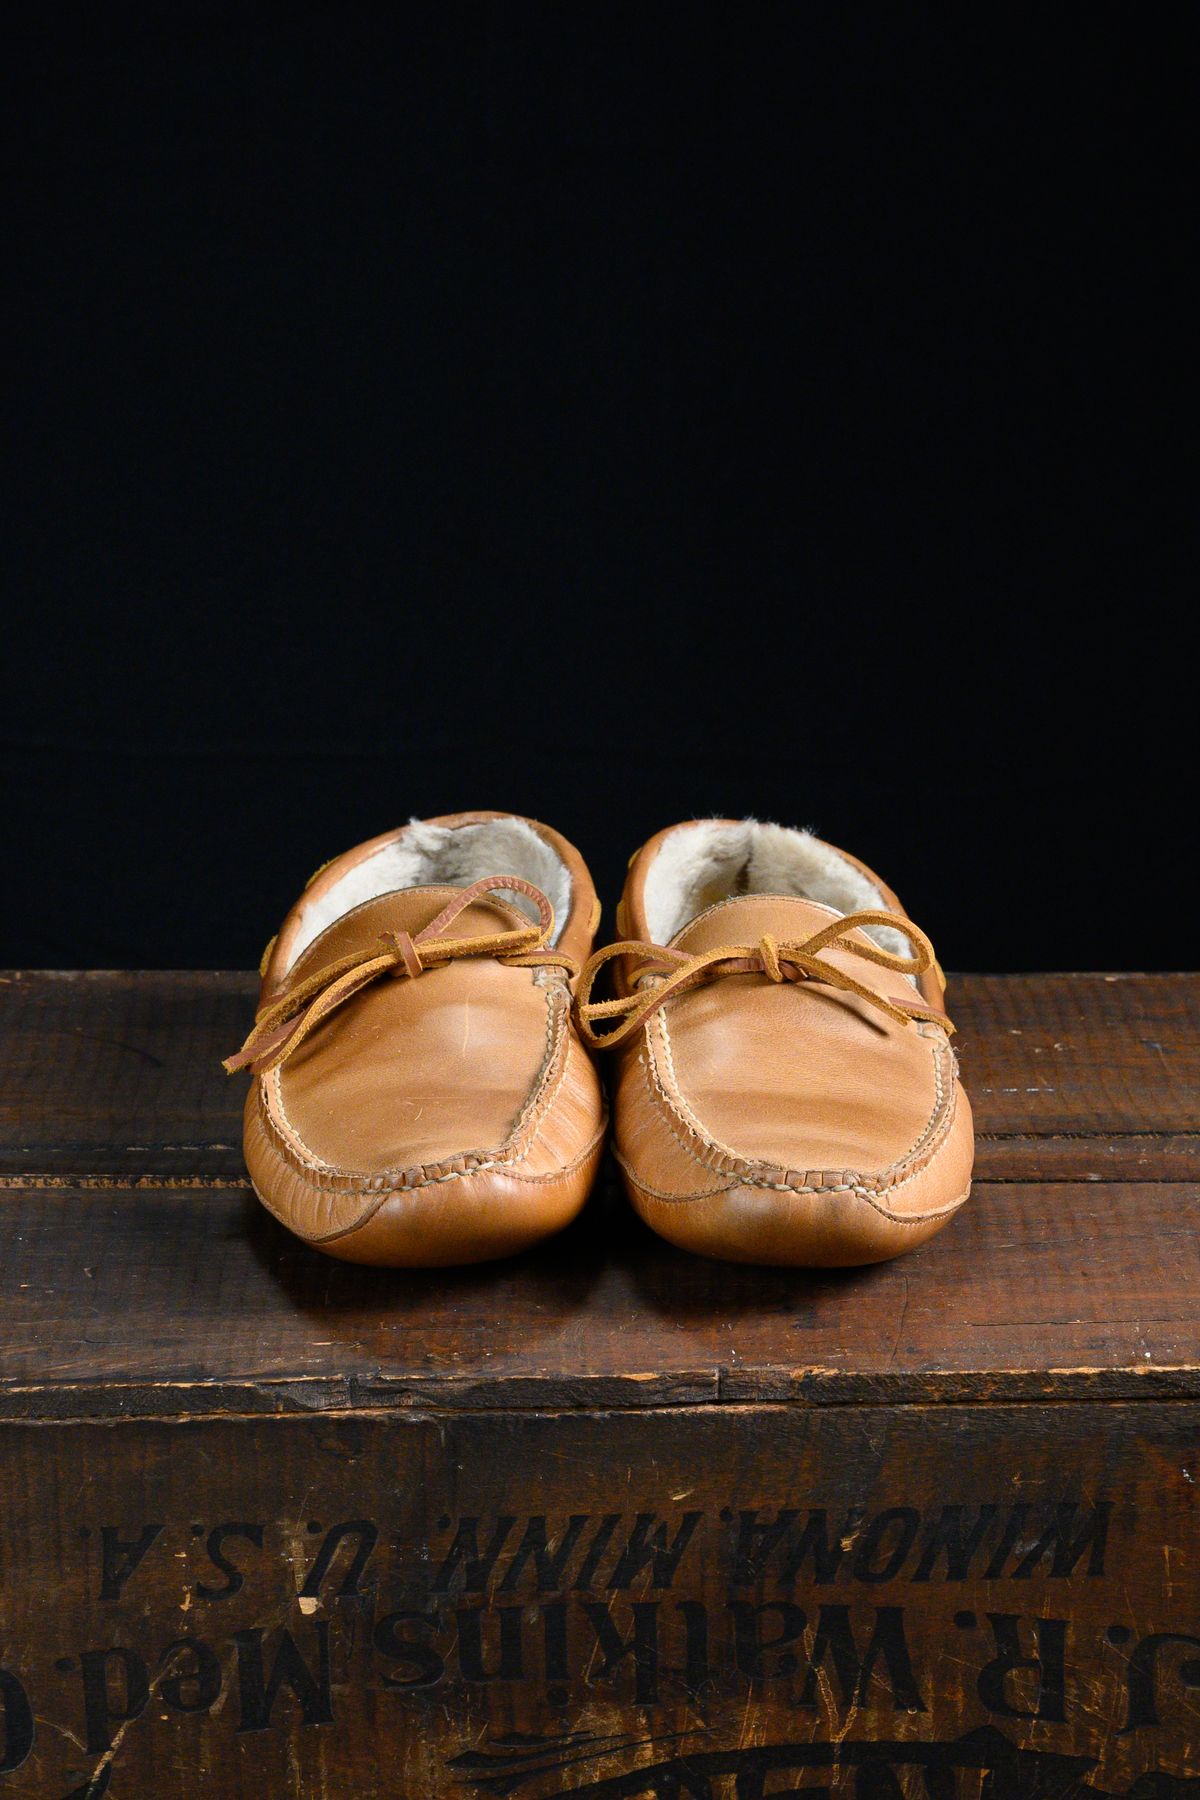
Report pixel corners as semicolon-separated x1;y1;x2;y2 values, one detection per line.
287;818;572;970
642;819;909;956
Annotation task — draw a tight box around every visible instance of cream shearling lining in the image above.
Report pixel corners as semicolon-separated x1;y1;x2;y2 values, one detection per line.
286;818;572;970
642;820;910;957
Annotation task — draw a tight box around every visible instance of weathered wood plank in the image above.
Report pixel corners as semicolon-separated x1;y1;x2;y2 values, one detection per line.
973;1132;1200;1181
0;971;247;1178
1;971;1196;1182
0;974;1197;1795
2;1173;1197;1419
953;971;1200;1140
0;1402;1194;1798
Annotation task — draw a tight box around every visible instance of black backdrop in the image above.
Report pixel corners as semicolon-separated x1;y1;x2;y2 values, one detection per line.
5;6;1190;971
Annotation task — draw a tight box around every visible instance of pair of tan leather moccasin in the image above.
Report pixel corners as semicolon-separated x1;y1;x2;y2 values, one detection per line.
226;811;973;1269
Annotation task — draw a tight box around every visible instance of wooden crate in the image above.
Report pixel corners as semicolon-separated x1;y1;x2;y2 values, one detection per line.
0;970;1197;1799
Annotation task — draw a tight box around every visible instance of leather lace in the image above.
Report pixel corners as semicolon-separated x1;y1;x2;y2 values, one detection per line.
573;909;953;1051
224;875;578;1075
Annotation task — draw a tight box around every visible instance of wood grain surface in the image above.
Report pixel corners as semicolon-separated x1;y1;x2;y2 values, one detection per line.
0;971;1197;1420
0;971;1197;1798
0;1173;1197;1419
1;1403;1196;1798
1;970;1196;1180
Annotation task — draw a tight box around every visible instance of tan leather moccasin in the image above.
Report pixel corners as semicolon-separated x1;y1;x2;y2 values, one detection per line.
226;811;606;1266
575;819;973;1267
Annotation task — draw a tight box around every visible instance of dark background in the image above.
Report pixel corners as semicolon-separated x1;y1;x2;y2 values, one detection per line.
5;5;1190;971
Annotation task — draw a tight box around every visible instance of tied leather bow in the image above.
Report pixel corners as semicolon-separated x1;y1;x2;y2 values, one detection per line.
574;909;952;1051
224;875;577;1076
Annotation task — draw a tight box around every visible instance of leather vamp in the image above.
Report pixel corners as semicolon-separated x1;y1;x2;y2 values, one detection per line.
652;895;952;1179
265;888;561;1175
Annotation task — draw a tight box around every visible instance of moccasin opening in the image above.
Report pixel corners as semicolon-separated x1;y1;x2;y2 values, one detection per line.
286;817;572;969
641;820;908;954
